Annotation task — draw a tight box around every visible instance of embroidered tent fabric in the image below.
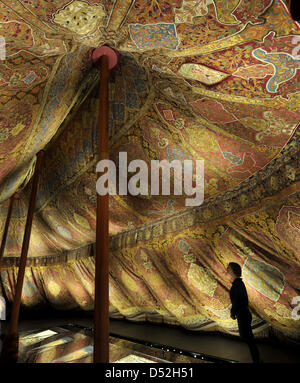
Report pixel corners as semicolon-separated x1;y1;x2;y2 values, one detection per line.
0;0;299;344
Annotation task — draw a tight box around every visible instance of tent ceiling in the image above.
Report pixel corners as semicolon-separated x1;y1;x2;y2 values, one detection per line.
0;0;299;258
0;0;300;344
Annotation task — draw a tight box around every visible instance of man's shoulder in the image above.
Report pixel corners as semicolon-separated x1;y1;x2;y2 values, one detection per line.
233;277;245;286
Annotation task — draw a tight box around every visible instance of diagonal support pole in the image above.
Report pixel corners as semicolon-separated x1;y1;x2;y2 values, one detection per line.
0;193;18;272
8;151;44;335
0;151;43;362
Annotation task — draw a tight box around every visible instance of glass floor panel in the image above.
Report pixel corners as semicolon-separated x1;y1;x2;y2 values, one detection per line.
17;325;211;363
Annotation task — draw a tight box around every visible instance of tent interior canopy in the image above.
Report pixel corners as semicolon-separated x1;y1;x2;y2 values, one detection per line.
0;0;300;343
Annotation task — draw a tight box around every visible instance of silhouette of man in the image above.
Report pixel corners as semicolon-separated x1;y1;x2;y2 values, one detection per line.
227;262;261;363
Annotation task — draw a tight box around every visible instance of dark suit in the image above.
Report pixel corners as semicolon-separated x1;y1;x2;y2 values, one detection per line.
230;277;260;363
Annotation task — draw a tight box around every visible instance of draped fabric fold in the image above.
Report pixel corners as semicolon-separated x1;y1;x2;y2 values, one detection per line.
1;191;300;343
0;0;300;347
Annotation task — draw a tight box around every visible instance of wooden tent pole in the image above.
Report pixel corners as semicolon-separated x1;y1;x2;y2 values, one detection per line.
94;54;110;363
0;193;17;272
91;45;117;363
8;150;44;337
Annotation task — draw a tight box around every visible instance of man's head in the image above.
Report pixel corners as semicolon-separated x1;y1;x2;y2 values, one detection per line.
227;262;242;280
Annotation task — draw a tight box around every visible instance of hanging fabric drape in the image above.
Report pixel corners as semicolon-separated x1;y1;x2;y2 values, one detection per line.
0;151;44;363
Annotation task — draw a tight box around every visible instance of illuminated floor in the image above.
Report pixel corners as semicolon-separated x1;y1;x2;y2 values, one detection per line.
2;315;299;363
17;325;210;363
